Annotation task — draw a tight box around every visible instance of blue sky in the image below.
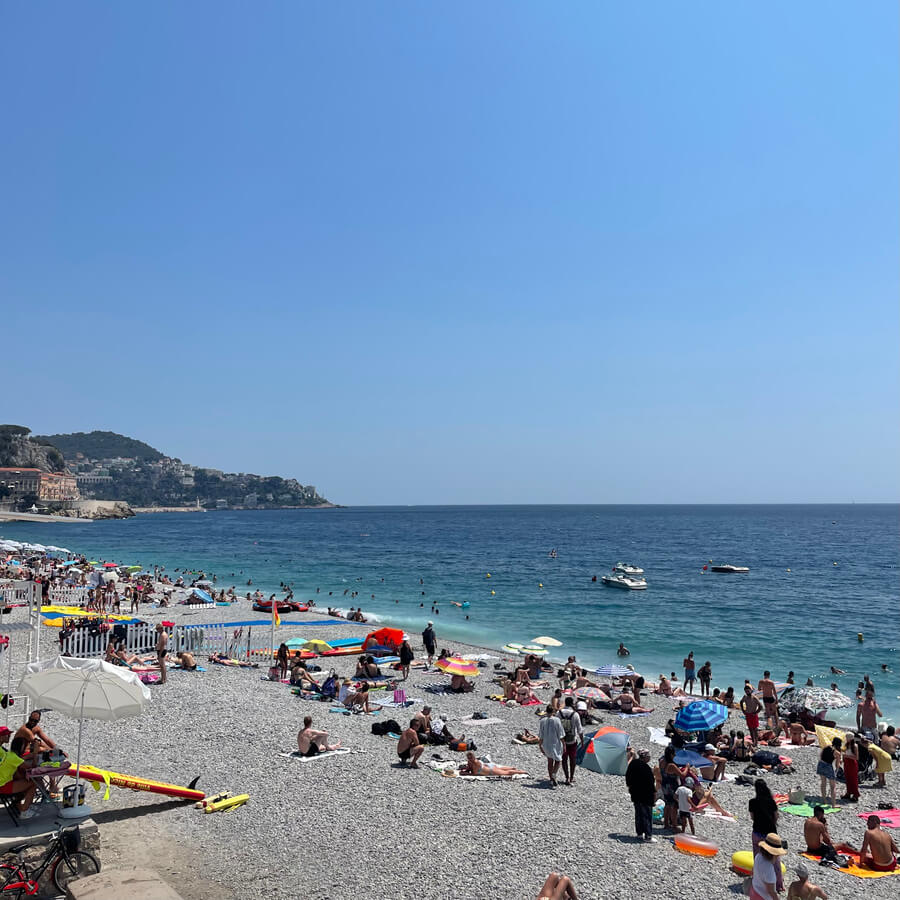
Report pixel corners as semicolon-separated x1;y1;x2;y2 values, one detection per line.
2;2;896;504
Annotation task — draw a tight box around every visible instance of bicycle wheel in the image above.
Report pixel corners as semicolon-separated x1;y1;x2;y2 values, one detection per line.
0;863;27;900
52;850;100;893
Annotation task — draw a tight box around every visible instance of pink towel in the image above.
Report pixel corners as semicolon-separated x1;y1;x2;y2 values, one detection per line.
860;809;900;829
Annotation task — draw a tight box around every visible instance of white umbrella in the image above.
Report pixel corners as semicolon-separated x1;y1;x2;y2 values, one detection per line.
531;636;563;647
44;546;71;554
101;572;119;583
19;657;151;817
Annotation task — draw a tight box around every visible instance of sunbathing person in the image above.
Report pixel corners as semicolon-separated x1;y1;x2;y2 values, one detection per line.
698;744;727;781
860;815;898;871
516;729;541;744
514;682;537;704
685;776;733;818
574;670;601;690
174;651;197;670
297;716;341;757
344;686;380;714
501;678;517;701
786;717;814;745
460;751;527;777
290;660;320;690
448;674;474;694
615;690;652;714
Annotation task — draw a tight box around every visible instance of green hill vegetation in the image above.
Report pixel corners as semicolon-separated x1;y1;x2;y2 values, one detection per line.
37;430;164;462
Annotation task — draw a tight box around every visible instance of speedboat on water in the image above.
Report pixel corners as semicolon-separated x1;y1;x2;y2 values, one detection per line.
613;562;644;576
601;573;648;590
709;564;750;574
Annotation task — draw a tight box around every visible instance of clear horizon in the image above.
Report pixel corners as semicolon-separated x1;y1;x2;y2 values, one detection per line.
3;2;897;505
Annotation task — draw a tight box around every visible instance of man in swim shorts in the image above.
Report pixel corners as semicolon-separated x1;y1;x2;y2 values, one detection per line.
683;652;695;695
856;691;882;739
397;720;424;769
860;815;898;871
758;671;777;729
558;697;584;786
155;624;168;685
738;684;762;745
297;716;340;757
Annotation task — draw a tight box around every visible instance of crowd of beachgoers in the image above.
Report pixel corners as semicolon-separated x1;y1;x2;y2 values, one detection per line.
0;542;898;899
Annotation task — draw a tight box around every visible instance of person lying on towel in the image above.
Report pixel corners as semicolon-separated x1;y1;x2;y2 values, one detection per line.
460;752;527;777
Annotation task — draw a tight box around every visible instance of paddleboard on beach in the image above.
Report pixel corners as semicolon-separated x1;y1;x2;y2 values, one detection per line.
68;764;205;801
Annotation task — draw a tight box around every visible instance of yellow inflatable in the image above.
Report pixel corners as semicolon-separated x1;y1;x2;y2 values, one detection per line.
815;724;846;749
732;851;786;876
204;793;249;813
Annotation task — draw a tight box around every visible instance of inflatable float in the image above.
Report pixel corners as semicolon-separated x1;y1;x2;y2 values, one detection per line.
67;764;204;802
204;793;249;813
731;851;786;876
674;833;718;857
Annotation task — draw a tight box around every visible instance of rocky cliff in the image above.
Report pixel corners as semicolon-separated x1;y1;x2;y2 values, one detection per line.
0;426;65;472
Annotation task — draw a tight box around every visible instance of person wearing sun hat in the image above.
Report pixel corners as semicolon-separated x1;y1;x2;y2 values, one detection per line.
750;833;788;900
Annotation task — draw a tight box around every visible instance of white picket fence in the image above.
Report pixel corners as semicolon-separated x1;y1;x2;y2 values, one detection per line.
59;622;205;658
48;586;91;606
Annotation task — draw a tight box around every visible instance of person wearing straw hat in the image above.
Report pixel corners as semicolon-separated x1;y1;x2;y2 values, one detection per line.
751;833;787;900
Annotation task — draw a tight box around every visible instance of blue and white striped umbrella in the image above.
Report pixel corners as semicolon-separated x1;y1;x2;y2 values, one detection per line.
594;664;633;678
674;700;729;732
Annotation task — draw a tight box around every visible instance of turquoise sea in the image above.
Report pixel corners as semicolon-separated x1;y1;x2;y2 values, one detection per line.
3;504;898;720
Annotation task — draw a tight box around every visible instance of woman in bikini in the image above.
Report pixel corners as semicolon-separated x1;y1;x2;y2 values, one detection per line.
460;752;527;777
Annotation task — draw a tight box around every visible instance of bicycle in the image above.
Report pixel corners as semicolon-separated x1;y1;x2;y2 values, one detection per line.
0;824;99;897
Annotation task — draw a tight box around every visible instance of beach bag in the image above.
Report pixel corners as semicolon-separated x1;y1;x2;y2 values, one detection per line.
752;750;781;768
371;719;401;736
393;688;407;705
267;666;281;681
449;739;476;752
560;709;577;743
789;788;805;804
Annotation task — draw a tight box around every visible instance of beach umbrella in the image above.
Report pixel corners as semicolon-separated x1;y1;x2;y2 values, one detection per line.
45;546;70;553
101;572;119;583
594;664;633;678
505;643;524;650
814;725;847;749
531;636;563;647
190;588;213;603
124;566;142;573
674;700;729;732
87;561;98;566
101;563;118;569
194;579;213;587
780;686;852;713
19;656;151;818
522;645;549;656
752;682;792;699
574;686;607;701
502;645;521;655
576;726;630;775
674;748;713;768
435;657;480;677
299;639;333;654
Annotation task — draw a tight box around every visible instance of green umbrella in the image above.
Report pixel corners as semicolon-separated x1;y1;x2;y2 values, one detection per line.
125;565;142;573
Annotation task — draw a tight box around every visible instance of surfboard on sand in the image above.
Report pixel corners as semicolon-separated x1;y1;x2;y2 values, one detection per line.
66;764;204;801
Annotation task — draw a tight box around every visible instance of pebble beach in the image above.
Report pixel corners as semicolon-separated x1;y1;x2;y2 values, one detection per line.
7;591;896;900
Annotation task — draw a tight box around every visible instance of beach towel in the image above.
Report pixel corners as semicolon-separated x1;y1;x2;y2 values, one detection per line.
648;726;671;747
859;809;900;829
617;712;651;718
424;759;527;781
801;850;900;879
278;749;354;763
782;802;840;817
699;809;737;822
423;684;448;695
376;696;421;709
460;716;505;727
505;696;541;707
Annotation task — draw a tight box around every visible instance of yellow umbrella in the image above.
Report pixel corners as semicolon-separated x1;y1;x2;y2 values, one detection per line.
300;639;333;653
532;636;562;647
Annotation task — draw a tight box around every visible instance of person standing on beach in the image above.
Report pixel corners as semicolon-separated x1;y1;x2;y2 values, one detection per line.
558;697;584;786
399;639;414;680
856;691;882;739
758;671;779;730
155;624;168;684
740;685;762;745
697;661;712;698
625;748;657;842
683;652;695;694
538;706;565;787
422;622;436;667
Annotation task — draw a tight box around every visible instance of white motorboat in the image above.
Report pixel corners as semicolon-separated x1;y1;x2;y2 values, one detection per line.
613;562;644;576
709;564;750;574
601;573;648;590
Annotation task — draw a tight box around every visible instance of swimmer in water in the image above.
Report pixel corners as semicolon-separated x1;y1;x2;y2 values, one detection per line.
830;666;845;675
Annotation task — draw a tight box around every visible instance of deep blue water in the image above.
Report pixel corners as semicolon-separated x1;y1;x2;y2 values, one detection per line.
4;504;898;719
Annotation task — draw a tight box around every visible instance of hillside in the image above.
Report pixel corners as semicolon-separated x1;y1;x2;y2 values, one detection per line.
37;430;164;462
24;428;332;510
0;425;65;472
